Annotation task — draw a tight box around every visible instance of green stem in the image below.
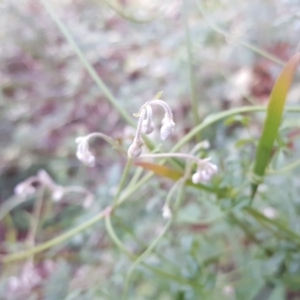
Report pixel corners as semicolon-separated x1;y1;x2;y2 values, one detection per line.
1;207;112;263
245;207;300;245
26;188;45;252
101;0;156;23
40;0;134;127
195;0;285;66
112;159;133;205
105;210;195;286
85;132;127;155
184;0;201;135
123;180;183;299
267;158;300;174
171;106;300;152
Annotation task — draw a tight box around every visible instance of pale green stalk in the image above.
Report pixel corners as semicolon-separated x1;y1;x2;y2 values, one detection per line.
40;0;134;127
195;0;285;66
112;158;133;205
123;179;184;299
84;132;127;155
26;188;45;247
184;0;201;136
171;106;300;152
267;158;300;174
100;0;156;23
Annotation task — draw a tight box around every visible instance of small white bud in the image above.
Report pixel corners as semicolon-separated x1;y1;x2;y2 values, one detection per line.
262;207;277;219
14;181;36;197
160;115;175;140
127;139;143;158
83;194;94;209
141;105;155;134
162;204;172;219
75;137;96;167
141;119;155;134
192;160;218;184
52;187;65;202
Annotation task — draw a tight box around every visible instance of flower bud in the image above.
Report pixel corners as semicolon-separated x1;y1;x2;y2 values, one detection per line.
192;160;218;184
75;137;96;167
141;119;155;134
160;117;175;140
127;139;143;158
162;204;172;219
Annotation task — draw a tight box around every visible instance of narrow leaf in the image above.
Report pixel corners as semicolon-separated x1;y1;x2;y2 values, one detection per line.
134;161;231;197
135;161;183;181
251;53;300;199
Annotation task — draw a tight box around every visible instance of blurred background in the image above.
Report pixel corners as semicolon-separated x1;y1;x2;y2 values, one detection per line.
1;0;300;299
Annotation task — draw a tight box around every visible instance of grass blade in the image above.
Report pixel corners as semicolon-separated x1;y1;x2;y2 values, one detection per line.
251;53;300;199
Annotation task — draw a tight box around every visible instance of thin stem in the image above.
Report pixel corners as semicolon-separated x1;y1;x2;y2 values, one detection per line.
26;189;44;247
1;207;112;263
134;108;147;141
127;167;144;189
148;99;173;119
138;153;209;165
123;180;182;299
245;207;300;245
105;213;134;258
105;209;196;286
184;0;201;136
101;0;157;23
112;159;133;205
85;132;127;155
267;158;300;175
40;0;134;126
171;106;300;152
195;0;285;66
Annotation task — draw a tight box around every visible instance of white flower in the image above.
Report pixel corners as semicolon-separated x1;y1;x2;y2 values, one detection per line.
192;159;218;184
162;204;172;219
127;138;143;158
14;179;37;197
141;105;155;134
262;207;277;219
75;137;96;167
128;96;175;157
160;114;175;140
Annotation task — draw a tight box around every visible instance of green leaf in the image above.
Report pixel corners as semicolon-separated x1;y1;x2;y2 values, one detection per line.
251;53;300;199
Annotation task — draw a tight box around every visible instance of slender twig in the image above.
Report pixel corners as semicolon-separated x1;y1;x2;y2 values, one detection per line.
40;0;134;126
101;0;157;23
123;179;184;299
184;0;201;136
26;188;45;263
195;0;285;66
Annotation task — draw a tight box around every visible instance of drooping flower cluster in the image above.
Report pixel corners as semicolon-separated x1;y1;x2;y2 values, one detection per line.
14;170;64;201
127;95;218;184
191;157;218;184
14;170;94;208
127;98;176;158
73;94;218;185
